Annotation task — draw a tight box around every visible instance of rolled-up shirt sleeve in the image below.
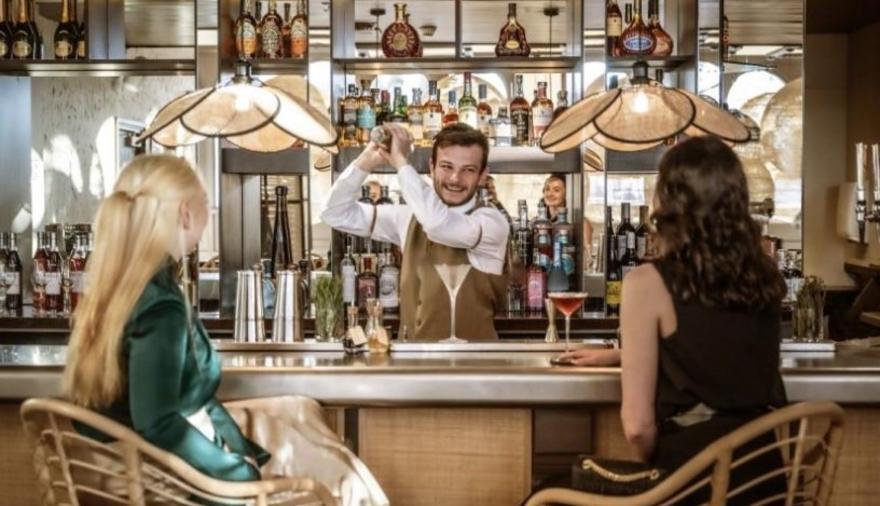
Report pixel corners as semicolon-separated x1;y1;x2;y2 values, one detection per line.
321;163;403;246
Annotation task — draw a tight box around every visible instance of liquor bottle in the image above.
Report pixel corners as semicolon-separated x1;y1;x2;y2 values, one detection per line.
11;0;36;59
532;202;553;271
234;0;259;60
378;243;399;314
648;0;673;56
32;231;48;314
281;2;292;57
616;203;636;261
297;258;311;317
54;0;76;59
620;0;655;56
357;82;376;145
605;236;622;317
510;75;530;146
375;89;391;125
289;0;308;59
382;3;422;58
0;0;13;58
459;72;479;129
270;186;293;276
514;200;532;267
531;81;553;143
494;106;512;147
477;84;493;138
553;90;569;120
443;90;459;127
408;88;424;144
357;254;379;310
68;233;88;312
525;261;546;314
341;84;359;147
423;80;443;143
254;1;263;53
547;241;569;293
5;233;22;314
341;241;357;306
44;233;62;315
722;14;730;58
553;208;576;282
389;87;408;126
495;3;530;57
620;225;638;279
259;0;284;58
355;185;374;254
775;249;791;302
635;205;651;263
71;0;86;59
606;0;623;57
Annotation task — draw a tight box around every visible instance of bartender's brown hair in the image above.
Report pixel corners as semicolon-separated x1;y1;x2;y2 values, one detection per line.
432;123;489;170
63;155;204;408
652;136;785;310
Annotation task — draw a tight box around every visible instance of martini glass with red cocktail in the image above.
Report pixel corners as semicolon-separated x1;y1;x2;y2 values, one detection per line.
548;292;588;364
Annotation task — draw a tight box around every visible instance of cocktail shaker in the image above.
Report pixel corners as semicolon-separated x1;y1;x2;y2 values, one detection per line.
273;270;303;343
234;270;265;343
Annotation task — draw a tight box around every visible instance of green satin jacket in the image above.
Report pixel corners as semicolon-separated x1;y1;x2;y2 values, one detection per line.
81;262;269;481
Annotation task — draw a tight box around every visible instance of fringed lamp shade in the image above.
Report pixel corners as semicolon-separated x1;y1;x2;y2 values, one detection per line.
539;62;749;153
137;62;337;152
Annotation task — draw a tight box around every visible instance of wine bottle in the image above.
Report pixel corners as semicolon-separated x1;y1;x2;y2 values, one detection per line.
54;0;76;59
270;186;293;276
495;3;530;57
5;233;22;314
357;254;379;310
44;233;62;315
289;0;308;59
635;205;651;263
32;231;48;315
341;241;357;306
234;0;259;60
510;75;530;146
459;72;479;129
605;237;622;317
620;228;638;279
0;0;14;59
68;233;88;312
378;243;399;314
616;203;635;261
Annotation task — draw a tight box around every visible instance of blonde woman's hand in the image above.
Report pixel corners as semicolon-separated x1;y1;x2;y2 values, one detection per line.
557;348;621;367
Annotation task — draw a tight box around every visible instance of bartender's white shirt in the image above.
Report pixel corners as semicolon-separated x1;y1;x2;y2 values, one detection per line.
321;163;510;275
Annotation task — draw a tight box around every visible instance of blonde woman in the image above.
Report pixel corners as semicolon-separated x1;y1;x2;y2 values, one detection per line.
64;155;387;503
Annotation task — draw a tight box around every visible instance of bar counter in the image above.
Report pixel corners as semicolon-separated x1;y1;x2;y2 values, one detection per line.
1;341;877;505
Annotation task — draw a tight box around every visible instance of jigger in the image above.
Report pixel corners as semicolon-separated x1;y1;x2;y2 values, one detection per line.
234;270;265;343
273;270;303;343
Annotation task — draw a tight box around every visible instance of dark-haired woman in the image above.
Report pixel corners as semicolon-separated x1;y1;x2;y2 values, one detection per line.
556;136;788;504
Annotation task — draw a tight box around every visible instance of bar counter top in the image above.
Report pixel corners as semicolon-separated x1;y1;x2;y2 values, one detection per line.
1;341;878;405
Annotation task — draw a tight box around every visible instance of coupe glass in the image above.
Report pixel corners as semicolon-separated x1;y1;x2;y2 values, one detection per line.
434;263;472;344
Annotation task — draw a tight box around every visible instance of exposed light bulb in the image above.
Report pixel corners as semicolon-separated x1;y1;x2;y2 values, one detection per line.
234;94;252;112
632;88;650;114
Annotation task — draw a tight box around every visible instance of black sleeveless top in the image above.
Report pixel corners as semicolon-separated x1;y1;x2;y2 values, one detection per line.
652;259;787;424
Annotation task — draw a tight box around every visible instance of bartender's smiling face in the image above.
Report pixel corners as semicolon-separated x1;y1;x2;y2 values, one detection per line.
429;144;486;206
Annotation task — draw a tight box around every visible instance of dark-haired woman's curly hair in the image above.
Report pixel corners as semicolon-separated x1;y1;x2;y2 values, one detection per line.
652;136;786;310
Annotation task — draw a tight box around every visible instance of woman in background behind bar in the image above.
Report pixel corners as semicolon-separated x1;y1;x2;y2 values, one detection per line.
62;155;383;502
546;136;789;504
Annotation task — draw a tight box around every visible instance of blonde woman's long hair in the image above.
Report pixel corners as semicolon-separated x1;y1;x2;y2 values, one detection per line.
63;154;205;408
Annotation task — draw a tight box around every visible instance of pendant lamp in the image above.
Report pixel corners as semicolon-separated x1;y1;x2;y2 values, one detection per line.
540;61;750;153
136;61;338;152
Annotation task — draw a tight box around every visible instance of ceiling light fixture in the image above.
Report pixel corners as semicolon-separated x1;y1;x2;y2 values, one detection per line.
540;61;750;153
136;61;337;153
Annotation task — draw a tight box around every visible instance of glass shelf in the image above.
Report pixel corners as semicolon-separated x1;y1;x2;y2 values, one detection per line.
0;59;196;77
605;55;694;71
243;58;311;75
335;145;579;174
335;56;582;73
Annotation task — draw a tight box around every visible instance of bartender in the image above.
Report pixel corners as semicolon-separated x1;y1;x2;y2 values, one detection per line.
321;123;509;340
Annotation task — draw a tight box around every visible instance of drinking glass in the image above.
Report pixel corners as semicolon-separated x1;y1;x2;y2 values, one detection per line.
548;291;588;364
434;263;472;344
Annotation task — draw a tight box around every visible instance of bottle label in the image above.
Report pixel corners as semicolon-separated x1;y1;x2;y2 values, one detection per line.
342;265;356;303
495;121;512;140
408;117;424;140
607;16;623;37
562;247;576;276
460;108;478;129
379;269;399;309
511;110;529;143
12;39;31;59
5;272;20;295
77;39;86;58
532;106;553;130
262;25;283;56
238;24;257;56
505;39;521;50
622;33;654;54
0;40;9;59
45;272;61;296
343;106;357;125
55;38;73;59
291;21;307;56
423;111;442;137
605;280;621;306
617;235;627;260
478;112;492;136
33;265;45;285
636;236;647;259
70;271;86;294
357;106;376;129
626;231;636;248
391;32;409;51
526;270;545;311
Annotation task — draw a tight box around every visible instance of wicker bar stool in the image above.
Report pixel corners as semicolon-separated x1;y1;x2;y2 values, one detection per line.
525;401;846;506
20;397;339;506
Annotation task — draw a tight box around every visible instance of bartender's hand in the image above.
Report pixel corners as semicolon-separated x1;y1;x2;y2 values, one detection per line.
558;348;621;367
352;142;386;173
380;122;413;170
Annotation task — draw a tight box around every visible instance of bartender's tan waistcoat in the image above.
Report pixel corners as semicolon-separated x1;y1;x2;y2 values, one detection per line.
399;207;508;341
